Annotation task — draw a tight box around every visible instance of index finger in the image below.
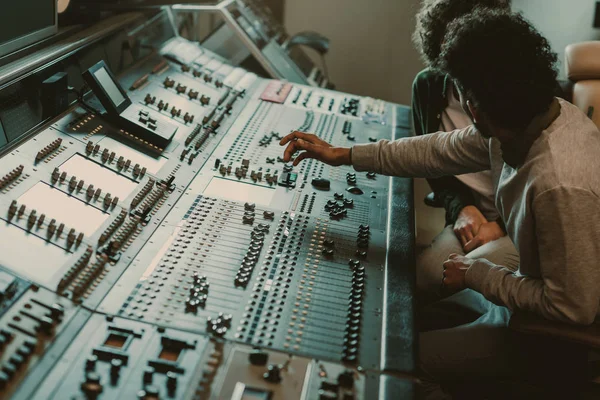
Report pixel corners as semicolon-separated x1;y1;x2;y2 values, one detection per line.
279;131;313;146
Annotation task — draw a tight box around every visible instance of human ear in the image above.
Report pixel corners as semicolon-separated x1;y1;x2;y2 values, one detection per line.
466;100;479;123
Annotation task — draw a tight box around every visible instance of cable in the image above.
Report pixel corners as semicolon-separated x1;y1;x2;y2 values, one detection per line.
68;85;102;116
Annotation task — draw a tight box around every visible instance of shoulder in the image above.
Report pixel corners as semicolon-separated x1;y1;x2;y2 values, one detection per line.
412;68;446;91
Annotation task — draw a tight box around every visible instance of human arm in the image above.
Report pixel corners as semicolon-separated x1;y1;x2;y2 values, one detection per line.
351;125;491;177
464;187;600;325
280;126;491;178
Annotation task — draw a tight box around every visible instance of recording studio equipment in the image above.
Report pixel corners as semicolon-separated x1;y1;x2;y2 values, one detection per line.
0;8;415;400
83;60;178;152
56;0;330;87
0;0;57;58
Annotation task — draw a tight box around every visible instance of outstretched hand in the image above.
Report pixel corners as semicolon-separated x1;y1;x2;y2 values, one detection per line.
279;131;352;166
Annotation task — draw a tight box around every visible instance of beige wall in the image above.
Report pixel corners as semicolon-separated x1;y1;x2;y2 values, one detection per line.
513;0;600;78
284;0;424;105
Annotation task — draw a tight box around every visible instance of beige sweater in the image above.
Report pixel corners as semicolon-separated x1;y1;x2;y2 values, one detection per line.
353;99;600;325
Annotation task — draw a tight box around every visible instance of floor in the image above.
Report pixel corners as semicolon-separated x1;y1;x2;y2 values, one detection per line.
413;178;445;248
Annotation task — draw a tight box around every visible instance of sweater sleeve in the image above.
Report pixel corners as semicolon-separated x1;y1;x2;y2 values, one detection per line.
465;186;600;325
351;125;491;178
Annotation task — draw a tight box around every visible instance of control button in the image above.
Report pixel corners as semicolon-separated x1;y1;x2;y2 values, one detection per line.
334;192;344;200
346;186;364;195
249;349;269;366
263;364;282;383
324;239;335;248
311;178;331;190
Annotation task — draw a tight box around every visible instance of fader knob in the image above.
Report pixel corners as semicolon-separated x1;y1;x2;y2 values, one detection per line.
166;371;178;395
85;355;98;371
110;359;123;384
143;367;154;384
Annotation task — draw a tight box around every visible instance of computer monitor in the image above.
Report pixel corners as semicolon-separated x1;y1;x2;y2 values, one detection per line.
0;1;58;59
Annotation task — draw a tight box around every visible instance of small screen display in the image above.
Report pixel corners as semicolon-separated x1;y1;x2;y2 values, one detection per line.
94;67;127;108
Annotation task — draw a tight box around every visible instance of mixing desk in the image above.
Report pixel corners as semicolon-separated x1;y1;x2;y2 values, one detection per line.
0;10;415;400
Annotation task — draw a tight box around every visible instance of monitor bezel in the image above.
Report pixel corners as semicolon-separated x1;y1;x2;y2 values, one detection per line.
0;1;58;59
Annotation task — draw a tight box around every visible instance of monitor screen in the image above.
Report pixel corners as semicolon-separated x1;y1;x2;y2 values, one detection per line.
0;1;56;58
93;67;127;108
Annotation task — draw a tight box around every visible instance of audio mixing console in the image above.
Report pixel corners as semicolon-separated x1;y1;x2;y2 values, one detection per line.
0;11;415;399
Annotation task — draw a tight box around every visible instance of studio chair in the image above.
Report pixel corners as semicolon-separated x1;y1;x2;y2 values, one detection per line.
564;41;600;127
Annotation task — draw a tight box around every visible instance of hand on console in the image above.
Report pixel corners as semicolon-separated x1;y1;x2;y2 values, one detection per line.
280;131;351;167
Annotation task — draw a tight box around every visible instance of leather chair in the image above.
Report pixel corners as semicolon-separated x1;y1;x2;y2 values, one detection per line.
506;41;600;398
564;41;600;127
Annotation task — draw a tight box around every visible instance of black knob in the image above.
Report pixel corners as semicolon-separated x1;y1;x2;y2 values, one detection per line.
322;248;334;257
166;371;178;395
39;316;54;334
110;359;123;385
50;303;65;321
263;364;283;383
324;239;335;248
338;370;355;388
143;367;154;384
249;349;269;366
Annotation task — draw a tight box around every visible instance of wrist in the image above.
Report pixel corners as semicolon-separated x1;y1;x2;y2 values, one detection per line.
338;147;352;166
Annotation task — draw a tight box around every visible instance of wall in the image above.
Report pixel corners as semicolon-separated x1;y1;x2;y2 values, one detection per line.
512;0;600;78
284;0;424;105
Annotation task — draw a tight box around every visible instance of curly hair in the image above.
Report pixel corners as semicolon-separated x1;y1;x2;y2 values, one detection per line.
413;0;511;66
434;8;558;130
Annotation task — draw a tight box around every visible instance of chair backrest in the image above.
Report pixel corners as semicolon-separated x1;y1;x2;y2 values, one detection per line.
565;41;600;128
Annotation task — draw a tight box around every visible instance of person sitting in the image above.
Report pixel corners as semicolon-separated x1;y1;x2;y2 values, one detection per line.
280;8;600;398
411;0;518;299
